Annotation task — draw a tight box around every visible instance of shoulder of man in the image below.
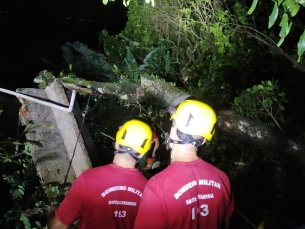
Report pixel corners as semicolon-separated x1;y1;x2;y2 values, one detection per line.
78;164;111;178
201;159;228;175
147;165;172;184
199;159;231;187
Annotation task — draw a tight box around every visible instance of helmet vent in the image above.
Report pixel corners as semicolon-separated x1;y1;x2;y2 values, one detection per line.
121;130;127;139
186;114;194;127
210;123;216;134
140;139;148;148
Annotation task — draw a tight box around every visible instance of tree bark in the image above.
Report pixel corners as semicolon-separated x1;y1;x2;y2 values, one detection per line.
217;110;305;164
60;74;185;108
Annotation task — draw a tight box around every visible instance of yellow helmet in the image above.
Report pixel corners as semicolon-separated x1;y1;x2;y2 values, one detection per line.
116;119;153;154
170;100;217;141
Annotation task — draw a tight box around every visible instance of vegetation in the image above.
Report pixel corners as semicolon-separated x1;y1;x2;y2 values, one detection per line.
231;80;289;131
248;0;305;62
1;0;305;228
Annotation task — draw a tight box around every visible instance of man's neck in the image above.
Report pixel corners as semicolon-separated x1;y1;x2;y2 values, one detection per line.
113;153;136;169
171;144;199;162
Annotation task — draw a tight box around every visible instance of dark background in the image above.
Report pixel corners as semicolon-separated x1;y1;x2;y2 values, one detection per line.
0;0;127;90
0;0;127;220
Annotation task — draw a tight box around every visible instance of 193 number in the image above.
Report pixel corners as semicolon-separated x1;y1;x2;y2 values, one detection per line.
191;204;209;220
114;210;126;218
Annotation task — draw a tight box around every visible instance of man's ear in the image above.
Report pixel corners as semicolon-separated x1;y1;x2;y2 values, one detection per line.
138;153;145;159
115;141;120;150
169;124;177;139
201;138;207;146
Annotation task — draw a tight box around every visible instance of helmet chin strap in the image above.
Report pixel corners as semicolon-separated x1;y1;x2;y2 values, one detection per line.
165;132;189;150
165;129;204;150
114;149;139;163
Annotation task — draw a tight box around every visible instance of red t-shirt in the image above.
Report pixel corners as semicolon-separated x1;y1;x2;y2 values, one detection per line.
134;159;234;229
55;163;147;229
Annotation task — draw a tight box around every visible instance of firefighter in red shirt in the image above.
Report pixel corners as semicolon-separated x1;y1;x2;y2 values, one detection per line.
134;99;234;229
47;119;153;229
135;113;159;172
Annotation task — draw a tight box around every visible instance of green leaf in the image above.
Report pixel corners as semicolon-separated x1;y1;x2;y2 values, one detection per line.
3;158;11;163
28;124;55;131
36;221;42;227
247;0;259;15
18;189;24;195
23;123;33;134
266;98;273;104
279;105;285;110
268;81;273;86
12;141;23;146
102;0;108;5
69;64;72;70
234;97;240;106
290;3;300;16
252;85;258;91
146;87;151;92
258;85;264;90
278;0;284;5
279;14;288;37
27;140;43;147
263;101;269;108
286;22;292;36
23;150;31;156
18;185;24;189
296;0;305;6
277;36;285;47
283;0;300;17
268;2;278;28
297;30;305;62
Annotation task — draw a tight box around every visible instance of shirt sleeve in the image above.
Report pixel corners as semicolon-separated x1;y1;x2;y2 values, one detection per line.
225;189;234;222
55;174;86;226
153;131;158;140
134;181;166;229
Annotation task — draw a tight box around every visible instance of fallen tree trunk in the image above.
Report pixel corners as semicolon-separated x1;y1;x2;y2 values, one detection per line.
35;71;305;166
59;75;185;108
217;110;305;165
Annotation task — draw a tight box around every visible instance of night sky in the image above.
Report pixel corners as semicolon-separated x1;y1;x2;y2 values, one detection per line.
0;0;127;90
